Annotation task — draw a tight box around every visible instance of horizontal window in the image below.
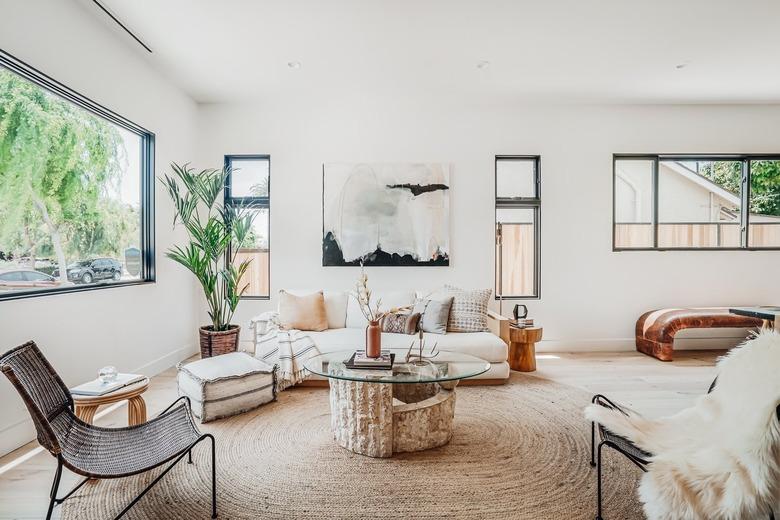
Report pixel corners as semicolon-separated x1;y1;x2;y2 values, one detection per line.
0;51;154;300
225;155;270;299
614;155;780;250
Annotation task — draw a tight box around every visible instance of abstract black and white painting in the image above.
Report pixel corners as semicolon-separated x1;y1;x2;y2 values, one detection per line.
322;163;450;266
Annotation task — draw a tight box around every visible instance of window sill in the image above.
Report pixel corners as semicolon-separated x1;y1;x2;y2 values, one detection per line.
0;279;156;302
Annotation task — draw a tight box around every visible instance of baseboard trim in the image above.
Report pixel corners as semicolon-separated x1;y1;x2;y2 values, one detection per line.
0;418;36;460
133;344;198;375
0;343;197;457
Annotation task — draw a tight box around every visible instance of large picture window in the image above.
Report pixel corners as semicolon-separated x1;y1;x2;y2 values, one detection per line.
224;155;270;298
0;51;154;300
495;156;540;299
614;154;780;250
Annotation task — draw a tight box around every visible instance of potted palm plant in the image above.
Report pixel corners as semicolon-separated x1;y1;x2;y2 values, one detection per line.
161;163;257;357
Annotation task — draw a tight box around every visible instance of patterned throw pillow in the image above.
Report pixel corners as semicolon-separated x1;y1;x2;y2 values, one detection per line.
380;312;421;335
443;285;492;333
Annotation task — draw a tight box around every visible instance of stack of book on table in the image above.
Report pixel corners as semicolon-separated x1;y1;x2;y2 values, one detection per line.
511;318;535;329
70;374;145;396
345;350;395;370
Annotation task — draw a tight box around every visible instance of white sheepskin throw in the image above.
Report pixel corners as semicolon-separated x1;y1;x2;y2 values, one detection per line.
585;330;780;520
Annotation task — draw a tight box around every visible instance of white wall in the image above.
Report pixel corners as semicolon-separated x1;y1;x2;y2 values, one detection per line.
0;1;200;455
197;95;780;352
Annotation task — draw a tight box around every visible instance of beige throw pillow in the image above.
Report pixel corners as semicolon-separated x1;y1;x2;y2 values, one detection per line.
278;290;328;331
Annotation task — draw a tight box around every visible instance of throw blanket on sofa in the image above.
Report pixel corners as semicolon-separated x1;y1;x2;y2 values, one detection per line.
585;330;780;520
251;312;320;391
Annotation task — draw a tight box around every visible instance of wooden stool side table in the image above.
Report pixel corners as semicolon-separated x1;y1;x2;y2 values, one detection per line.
508;327;543;372
73;378;150;426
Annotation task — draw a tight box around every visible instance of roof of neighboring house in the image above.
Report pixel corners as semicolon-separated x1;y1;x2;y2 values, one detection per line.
662;161;741;206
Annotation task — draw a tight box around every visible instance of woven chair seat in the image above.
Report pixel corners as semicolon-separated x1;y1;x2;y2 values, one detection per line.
55;403;201;478
597;424;652;464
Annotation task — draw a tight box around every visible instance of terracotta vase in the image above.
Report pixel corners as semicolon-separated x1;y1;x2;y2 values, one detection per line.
365;320;382;358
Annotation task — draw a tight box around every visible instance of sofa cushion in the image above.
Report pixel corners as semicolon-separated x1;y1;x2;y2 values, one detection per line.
345;291;416;328
443;285;492;332
306;328;507;363
177;352;276;423
380;312;421;335
412;297;454;334
278;290;348;329
278;290;328;331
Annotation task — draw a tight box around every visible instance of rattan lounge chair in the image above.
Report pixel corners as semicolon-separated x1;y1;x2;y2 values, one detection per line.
0;341;217;519
589;379;777;520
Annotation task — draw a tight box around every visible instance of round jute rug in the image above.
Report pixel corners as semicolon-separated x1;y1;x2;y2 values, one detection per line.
62;373;644;519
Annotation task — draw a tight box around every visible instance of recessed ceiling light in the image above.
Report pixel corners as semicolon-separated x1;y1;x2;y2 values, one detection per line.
477;60;490;69
287;61;301;69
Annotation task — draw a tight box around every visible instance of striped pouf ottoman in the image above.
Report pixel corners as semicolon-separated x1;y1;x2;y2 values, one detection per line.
177;352;277;422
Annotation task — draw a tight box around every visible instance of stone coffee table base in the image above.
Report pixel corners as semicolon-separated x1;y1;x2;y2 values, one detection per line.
329;379;457;458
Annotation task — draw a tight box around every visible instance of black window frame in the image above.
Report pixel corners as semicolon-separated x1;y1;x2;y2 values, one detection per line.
224;154;271;300
495;155;541;300
613;153;780;251
0;49;155;302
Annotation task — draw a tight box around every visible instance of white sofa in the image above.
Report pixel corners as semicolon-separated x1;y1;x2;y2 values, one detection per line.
252;290;511;384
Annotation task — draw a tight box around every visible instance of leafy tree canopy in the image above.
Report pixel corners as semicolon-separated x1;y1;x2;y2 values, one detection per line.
0;67;136;274
696;160;780;216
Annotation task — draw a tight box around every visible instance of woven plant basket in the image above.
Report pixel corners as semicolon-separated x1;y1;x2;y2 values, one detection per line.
199;325;240;358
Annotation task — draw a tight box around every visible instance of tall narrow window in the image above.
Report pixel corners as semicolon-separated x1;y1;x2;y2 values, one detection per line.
495;156;540;299
224;155;270;298
614;158;654;248
613;154;780;250
748;159;780;247
0;51;154;301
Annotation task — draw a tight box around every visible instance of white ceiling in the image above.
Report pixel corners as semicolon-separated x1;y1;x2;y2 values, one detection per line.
89;0;780;104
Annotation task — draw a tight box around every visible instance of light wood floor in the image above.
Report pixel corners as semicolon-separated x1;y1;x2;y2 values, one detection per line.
0;350;723;519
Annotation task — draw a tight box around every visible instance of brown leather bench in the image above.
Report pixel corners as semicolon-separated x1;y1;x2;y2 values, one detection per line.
636;308;762;361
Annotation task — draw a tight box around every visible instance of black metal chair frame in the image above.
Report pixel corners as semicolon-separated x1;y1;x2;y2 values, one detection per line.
589;394;650;520
46;396;217;520
0;342;218;520
589;378;777;520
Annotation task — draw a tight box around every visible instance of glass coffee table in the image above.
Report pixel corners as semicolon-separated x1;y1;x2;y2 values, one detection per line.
303;349;490;458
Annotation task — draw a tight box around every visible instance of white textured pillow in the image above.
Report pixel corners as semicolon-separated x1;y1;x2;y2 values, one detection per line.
443;285;492;333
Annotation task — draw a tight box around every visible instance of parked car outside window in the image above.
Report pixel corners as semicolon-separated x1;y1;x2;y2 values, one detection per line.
0;270;59;290
52;258;123;284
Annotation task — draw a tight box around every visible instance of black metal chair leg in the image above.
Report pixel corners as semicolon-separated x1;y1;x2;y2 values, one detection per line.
112;434;216;520
112;454;186;519
46;459;63;520
54;476;92;505
207;433;217;519
590;421;596;467
596;441;605;520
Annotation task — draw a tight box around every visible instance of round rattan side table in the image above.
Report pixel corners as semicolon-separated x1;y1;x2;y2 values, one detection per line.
73;378;150;425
